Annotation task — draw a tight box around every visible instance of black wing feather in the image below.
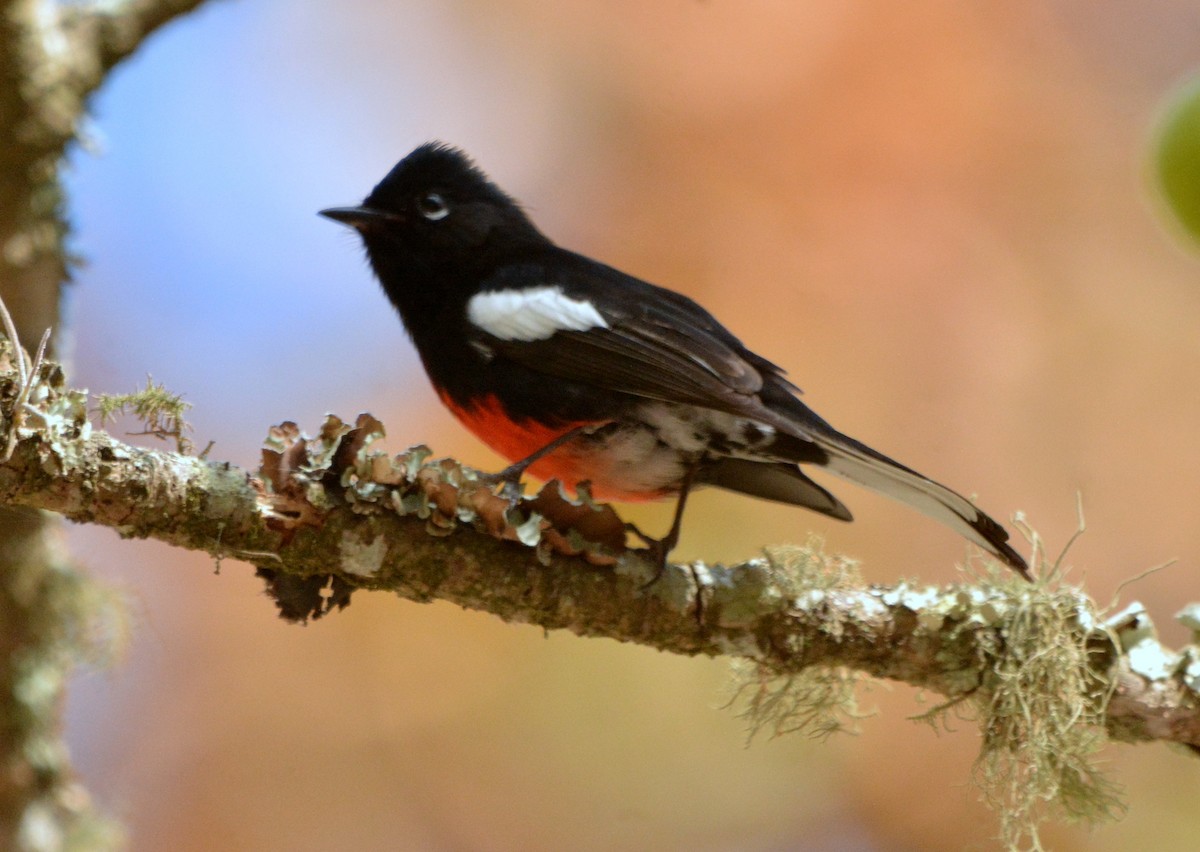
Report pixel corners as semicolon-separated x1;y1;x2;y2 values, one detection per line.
477;252;814;437
473;251;1027;576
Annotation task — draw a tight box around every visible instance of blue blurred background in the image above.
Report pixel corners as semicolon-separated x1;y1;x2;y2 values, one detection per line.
60;1;1200;849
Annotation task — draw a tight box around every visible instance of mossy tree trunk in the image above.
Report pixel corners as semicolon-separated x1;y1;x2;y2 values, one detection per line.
0;1;210;846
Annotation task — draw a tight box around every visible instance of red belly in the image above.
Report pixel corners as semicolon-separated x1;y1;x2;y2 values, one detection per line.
438;391;670;502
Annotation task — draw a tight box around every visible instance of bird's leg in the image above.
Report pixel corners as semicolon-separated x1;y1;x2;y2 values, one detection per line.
479;424;593;499
632;455;702;588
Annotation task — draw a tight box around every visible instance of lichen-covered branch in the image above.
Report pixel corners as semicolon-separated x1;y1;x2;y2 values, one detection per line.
1;344;1198;763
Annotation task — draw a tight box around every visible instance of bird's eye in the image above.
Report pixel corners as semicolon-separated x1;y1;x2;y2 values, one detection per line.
416;192;450;221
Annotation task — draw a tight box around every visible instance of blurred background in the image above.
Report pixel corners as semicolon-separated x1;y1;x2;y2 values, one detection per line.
60;1;1200;849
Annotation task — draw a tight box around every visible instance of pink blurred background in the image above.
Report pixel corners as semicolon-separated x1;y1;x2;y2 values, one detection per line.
61;1;1200;849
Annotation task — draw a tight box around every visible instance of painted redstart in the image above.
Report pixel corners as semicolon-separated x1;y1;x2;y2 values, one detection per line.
321;143;1030;580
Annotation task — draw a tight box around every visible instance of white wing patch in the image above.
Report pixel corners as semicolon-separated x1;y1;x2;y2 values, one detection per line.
466;286;609;341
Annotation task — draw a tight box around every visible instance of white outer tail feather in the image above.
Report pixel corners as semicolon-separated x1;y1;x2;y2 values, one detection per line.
816;435;1011;565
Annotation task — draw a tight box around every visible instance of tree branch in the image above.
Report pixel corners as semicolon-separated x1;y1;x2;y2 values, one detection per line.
60;0;215;91
1;340;1197;758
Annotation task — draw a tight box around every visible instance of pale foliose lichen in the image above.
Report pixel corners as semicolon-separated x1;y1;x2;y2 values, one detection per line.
1178;648;1200;693
506;508;544;547
1175;602;1200;637
1110;601;1180;680
337;530;387;577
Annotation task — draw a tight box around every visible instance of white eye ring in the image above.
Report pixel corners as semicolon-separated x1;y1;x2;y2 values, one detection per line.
416;192;450;221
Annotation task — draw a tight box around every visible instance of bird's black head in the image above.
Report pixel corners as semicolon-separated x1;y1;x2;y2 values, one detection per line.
320;143;547;275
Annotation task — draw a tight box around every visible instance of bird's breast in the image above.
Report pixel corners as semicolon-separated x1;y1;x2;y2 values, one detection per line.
439;392;780;502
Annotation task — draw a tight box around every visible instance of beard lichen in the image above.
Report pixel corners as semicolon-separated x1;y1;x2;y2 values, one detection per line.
972;579;1125;850
723;540;868;743
725;657;866;744
723;535;1126;851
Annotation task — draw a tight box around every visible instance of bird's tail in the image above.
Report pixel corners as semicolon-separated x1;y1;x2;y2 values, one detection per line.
812;427;1030;579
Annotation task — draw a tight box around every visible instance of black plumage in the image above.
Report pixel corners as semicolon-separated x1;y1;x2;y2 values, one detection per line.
321;142;1029;579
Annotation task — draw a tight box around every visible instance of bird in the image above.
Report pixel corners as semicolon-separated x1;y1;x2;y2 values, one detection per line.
320;142;1030;580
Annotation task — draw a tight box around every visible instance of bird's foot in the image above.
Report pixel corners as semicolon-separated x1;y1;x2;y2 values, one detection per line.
476;463;528;502
625;522;675;589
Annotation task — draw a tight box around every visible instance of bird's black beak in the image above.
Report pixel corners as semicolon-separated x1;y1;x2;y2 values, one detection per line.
318;206;401;228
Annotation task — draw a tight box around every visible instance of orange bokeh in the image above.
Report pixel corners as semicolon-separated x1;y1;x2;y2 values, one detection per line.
63;2;1200;849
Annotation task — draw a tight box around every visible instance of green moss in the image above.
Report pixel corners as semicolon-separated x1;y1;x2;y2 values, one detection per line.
95;376;194;454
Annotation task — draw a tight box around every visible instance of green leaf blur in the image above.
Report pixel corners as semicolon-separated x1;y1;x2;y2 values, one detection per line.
1155;74;1200;246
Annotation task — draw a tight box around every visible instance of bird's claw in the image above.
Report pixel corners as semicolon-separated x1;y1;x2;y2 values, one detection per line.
625;522;672;589
476;464;528;502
